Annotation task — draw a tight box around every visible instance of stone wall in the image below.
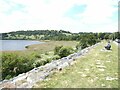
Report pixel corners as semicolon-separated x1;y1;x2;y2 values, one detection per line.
0;43;100;88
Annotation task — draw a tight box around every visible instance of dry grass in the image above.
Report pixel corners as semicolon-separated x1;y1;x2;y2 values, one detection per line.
27;41;78;53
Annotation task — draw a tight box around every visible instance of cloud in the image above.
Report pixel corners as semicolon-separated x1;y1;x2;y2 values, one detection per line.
0;0;118;33
79;0;117;23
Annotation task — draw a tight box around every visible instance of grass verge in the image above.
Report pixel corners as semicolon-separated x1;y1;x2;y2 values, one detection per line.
33;41;118;88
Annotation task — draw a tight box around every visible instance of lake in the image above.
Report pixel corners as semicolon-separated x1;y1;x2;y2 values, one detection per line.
0;40;44;51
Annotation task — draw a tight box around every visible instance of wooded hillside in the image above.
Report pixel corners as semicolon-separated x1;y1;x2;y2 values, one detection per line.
1;30;120;41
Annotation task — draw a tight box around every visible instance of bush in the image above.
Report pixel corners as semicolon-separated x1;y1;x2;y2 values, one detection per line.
76;43;80;50
80;42;88;49
58;46;74;58
35;54;41;58
5;75;12;80
52;55;60;60
35;61;42;67
54;45;63;55
2;52;35;80
45;52;49;55
41;59;50;65
76;41;88;50
25;46;29;48
76;34;100;50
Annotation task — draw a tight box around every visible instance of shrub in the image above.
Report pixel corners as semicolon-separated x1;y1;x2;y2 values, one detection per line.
76;34;100;50
58;46;74;58
5;75;12;80
45;52;49;55
80;43;88;49
76;42;81;51
35;54;41;58
2;52;35;80
41;59;50;65
25;45;30;48
52;55;60;60
35;61;42;67
76;42;88;50
54;45;63;55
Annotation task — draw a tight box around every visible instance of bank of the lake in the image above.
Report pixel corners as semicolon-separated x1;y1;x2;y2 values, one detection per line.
1;41;78;80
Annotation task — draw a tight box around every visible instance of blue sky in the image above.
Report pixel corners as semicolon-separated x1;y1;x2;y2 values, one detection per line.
0;0;118;33
65;4;87;19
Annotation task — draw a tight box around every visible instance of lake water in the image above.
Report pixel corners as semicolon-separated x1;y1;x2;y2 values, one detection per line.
0;40;44;51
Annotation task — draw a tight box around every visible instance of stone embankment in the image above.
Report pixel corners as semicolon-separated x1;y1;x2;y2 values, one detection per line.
0;43;100;89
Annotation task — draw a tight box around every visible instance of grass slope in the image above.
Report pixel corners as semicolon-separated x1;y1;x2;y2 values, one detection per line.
33;41;118;88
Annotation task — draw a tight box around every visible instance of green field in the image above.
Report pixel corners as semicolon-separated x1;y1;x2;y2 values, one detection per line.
33;41;118;88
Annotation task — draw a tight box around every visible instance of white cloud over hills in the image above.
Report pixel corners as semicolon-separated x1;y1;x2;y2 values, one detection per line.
0;0;119;33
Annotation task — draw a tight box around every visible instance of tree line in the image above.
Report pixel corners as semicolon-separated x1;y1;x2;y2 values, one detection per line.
0;30;120;41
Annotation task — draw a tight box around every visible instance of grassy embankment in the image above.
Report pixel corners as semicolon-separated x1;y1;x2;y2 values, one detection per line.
33;41;118;88
1;41;78;80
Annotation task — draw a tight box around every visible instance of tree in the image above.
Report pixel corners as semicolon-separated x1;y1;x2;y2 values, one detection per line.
104;34;109;40
109;34;114;40
87;34;97;46
98;33;105;40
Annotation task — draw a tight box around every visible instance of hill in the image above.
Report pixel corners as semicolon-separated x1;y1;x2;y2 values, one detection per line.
1;30;120;41
1;30;72;40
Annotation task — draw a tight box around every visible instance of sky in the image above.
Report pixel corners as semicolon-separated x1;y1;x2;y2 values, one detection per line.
0;0;119;33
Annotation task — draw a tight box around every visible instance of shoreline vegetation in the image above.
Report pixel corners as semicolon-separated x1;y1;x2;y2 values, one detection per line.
0;30;119;88
1;41;78;80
